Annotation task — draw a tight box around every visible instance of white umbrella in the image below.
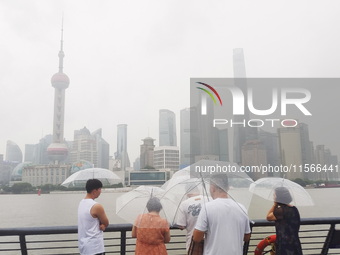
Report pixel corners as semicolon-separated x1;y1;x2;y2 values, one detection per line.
61;168;121;187
249;177;314;206
116;186;178;227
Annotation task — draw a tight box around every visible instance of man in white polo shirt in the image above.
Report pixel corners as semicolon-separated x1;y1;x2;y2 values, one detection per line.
193;173;251;255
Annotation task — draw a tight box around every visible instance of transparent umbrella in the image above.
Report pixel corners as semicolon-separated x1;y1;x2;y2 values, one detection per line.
61;168;121;187
249;177;314;206
116;186;178;228
161;160;255;225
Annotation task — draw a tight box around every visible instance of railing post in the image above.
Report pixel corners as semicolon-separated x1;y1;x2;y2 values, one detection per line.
321;224;335;255
120;230;126;255
19;234;28;255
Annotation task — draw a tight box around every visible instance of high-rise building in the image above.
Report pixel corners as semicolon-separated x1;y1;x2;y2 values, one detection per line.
314;145;339;181
46;23;69;164
24;144;35;162
69;127;109;168
159;109;177;146
197;97;219;158
36;135;53;164
0;154;17;185
299;123;315;180
232;48;258;164
115;124;130;171
258;129;281;175
154;146;179;171
140;137;155;169
218;128;229;162
278;127;303;179
180;108;193;168
5;140;23;163
70;127;97;167
241;140;268;180
315;145;326;181
92;129;110;169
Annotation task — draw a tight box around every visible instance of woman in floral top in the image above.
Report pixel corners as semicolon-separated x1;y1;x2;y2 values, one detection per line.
132;197;170;255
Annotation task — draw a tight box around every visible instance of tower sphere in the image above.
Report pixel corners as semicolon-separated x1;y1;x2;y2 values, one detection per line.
47;143;68;162
51;72;70;89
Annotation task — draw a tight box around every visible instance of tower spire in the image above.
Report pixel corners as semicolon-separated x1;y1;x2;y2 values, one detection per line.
58;15;65;73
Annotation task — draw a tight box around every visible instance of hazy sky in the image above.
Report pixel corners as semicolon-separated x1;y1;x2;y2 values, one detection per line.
1;0;340;162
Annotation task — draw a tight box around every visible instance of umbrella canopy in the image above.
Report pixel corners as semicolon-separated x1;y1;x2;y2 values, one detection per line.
61;168;121;187
161;160;255;223
249;177;314;206
116;186;178;227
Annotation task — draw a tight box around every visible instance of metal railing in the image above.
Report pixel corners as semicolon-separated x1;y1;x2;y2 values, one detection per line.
0;217;339;255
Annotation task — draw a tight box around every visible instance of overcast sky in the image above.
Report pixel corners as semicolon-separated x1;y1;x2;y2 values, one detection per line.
1;0;340;162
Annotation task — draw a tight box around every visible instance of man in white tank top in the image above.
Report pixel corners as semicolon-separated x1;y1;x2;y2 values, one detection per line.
78;179;109;255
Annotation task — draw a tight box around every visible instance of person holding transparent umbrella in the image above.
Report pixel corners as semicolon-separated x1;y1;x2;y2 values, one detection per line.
132;197;171;255
193;173;251;255
266;187;303;255
176;183;204;252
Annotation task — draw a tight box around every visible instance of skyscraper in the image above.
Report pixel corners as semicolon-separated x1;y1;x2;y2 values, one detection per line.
47;22;70;164
241;140;268;180
278;127;303;179
92;129;110;169
159;109;177;146
70;127;97;167
232;48;258;164
181;107;203;167
115;124;130;171
5;140;23;163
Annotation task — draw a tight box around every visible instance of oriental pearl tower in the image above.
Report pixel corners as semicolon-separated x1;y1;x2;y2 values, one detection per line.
47;23;70;163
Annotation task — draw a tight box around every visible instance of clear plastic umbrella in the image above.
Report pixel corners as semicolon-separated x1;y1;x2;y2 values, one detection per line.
61;168;121;187
161;160;255;225
116;186;178;227
249;177;314;206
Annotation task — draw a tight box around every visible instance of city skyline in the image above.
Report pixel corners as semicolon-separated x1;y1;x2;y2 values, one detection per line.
1;1;340;162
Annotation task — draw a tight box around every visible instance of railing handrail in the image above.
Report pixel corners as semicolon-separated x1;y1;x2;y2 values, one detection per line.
2;217;340;235
1;217;340;255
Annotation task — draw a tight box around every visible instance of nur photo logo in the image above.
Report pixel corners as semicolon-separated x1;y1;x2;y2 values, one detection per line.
196;82;223;115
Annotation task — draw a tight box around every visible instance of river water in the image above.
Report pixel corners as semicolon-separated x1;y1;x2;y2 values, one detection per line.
0;188;339;229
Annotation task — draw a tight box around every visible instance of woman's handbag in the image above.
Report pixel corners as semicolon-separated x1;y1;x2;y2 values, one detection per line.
187;237;204;255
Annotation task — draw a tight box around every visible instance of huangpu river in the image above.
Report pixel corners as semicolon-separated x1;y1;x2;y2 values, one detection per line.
0;187;339;229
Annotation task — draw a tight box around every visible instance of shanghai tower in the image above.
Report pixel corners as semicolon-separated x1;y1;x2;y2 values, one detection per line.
47;23;70;163
232;48;258;164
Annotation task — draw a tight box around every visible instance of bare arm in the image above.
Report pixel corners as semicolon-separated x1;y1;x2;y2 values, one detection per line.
244;233;251;242
131;225;137;238
164;230;171;243
266;203;277;221
193;229;205;243
91;203;109;230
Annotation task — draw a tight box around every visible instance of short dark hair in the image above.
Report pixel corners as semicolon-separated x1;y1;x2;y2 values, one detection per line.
275;186;292;204
146;197;162;213
86;179;103;193
210;173;229;192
